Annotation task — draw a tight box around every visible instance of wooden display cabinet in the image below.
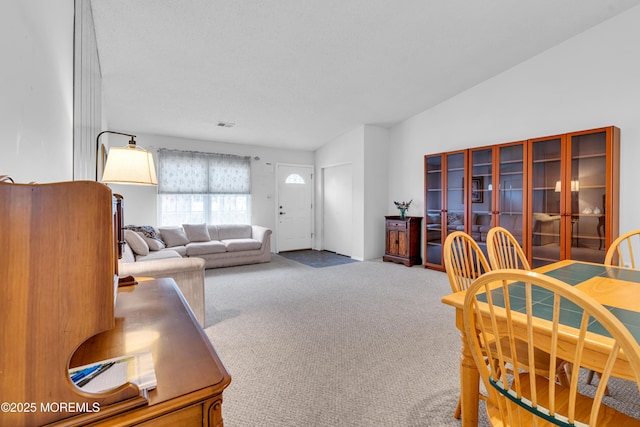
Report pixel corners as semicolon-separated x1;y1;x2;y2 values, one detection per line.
423;150;468;270
383;216;422;267
468;142;528;258
527;126;619;267
423;125;618;272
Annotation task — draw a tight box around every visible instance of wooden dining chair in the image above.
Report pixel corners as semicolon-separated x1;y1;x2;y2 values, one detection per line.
605;229;640;269
486;226;530;270
442;232;566;419
443;231;490;418
444;231;491;293
463;269;640;426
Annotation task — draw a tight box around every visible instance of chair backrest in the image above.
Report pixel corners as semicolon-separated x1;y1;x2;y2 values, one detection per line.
605;229;640;269
443;231;490;292
463;269;640;426
486;226;530;270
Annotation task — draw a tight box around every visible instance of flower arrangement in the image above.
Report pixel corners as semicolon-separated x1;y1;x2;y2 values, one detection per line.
394;199;412;220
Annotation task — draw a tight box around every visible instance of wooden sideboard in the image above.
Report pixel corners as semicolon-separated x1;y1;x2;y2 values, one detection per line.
383;216;422;267
61;278;231;426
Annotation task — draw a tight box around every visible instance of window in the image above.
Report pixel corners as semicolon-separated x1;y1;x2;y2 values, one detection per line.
157;149;251;226
285;173;305;184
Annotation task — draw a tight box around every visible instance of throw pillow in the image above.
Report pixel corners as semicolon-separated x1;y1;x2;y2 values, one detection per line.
137;232;166;251
183;223;211;242
124;229;150;256
159;227;190;247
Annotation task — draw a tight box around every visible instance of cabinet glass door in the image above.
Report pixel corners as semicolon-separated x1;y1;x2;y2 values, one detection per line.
424;154;443;267
469;148;493;254
497;143;525;248
530;137;563;268
568;131;608;263
446;151;466;240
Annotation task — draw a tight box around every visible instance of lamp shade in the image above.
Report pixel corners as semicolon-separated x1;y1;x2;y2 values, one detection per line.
102;146;158;185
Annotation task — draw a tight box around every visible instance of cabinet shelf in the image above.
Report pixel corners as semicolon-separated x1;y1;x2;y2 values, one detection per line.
572;153;605;160
532;157;561;164
500;159;524;165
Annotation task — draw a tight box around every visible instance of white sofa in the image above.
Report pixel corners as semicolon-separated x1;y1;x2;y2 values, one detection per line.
122;223;272;269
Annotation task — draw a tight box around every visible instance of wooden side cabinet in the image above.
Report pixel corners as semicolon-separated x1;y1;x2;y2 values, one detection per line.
383;216;422;267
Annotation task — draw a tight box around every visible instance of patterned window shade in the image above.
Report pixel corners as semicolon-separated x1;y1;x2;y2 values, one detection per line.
158;149;250;194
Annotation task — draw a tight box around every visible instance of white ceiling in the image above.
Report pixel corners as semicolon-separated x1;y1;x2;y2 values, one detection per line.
90;0;640;151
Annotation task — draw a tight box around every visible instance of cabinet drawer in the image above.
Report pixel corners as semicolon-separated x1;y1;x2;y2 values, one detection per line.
387;221;407;229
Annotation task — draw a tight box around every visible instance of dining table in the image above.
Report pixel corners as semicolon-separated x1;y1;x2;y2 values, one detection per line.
441;259;640;427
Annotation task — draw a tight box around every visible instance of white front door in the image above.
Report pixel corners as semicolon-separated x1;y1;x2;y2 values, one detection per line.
276;164;313;252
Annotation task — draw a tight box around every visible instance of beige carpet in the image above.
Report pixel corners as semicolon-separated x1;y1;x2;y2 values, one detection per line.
203;255;640;426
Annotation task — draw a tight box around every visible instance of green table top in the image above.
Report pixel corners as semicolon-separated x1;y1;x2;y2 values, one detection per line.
478;262;640;342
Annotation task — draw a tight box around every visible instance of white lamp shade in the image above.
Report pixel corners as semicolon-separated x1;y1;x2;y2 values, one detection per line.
102;146;158;185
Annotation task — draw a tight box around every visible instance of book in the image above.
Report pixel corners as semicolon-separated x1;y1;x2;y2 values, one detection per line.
69;350;157;396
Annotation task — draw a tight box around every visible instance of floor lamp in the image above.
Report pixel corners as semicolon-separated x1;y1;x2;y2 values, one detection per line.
96;131;157;286
96;131;157;185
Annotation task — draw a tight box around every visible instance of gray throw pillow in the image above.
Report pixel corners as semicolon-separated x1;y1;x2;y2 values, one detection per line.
159;227;190;247
124;229;149;256
183;223;211;242
137;232;165;251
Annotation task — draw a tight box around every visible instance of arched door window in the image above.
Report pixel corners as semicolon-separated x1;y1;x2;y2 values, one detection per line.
285;173;305;184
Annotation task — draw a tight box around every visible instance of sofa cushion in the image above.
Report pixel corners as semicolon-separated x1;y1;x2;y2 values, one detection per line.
139;232;166;251
121;242;136;263
169;245;187;257
160;227;190;247
136;249;183;262
217;224;252;240
223;238;262;252
186;241;227;256
207;225;220;241
183;223;211;242
426;214;441;225
124;229;149;256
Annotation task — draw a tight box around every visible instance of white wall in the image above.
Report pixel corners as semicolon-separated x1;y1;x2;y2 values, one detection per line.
111;133;314;231
315;125;389;260
363;126;390;260
0;0;74;183
388;4;640;259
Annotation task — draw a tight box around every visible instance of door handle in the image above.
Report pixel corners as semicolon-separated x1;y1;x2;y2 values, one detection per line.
280;212;286;215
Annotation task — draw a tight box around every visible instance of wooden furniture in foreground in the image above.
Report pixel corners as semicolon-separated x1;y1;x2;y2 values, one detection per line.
0;181;141;426
62;278;231;426
442;260;640;427
0;181;230;426
383;216;422;266
464;269;640;426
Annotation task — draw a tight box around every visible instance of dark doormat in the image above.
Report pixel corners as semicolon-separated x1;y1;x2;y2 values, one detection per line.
278;250;358;268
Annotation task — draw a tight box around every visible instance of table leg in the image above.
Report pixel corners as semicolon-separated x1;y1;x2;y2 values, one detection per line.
457;309;479;427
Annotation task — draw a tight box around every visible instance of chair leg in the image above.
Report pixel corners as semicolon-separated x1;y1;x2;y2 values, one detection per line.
453;396;461;419
587;370;610;396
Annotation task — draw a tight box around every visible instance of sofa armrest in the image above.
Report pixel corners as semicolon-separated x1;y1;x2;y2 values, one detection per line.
251;225;272;244
118;257;206;327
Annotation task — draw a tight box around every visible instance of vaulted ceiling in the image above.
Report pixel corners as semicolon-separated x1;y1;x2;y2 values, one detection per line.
91;0;640;151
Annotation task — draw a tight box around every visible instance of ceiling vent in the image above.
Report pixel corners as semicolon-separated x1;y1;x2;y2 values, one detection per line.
217;121;235;128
